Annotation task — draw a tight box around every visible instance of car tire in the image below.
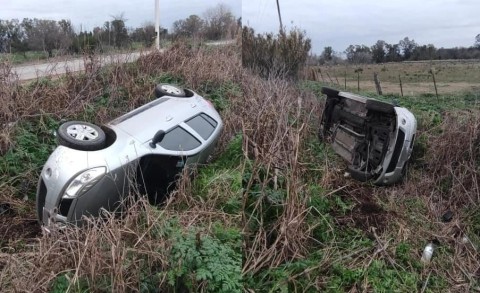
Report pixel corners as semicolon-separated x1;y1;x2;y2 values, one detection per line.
366;99;395;114
57;121;106;151
347;165;374;182
321;87;340;97
154;84;186;98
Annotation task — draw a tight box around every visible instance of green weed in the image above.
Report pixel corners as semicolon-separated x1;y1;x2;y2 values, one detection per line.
167;227;242;292
0;116;58;198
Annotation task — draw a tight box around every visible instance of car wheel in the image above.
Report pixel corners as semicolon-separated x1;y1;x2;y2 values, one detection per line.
154;84;186;98
57;121;106;151
321;87;340;97
366;99;395;114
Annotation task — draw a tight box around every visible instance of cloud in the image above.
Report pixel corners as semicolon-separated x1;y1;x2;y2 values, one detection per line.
242;0;480;53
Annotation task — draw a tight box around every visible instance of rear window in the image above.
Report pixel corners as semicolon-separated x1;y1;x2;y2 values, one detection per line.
185;113;218;140
159;127;201;151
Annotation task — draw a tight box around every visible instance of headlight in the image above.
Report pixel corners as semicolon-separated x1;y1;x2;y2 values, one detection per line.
63;167;106;199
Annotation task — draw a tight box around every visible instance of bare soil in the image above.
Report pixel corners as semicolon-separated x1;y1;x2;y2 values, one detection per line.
0;206;41;247
334;186;392;235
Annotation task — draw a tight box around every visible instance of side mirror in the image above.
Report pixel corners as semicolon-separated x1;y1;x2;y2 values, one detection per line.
149;130;165;148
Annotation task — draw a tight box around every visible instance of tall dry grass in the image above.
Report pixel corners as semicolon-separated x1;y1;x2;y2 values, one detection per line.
239;74;320;275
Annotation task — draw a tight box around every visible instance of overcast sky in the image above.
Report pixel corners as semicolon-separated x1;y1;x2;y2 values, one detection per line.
1;0;479;54
0;0;241;32
243;0;480;54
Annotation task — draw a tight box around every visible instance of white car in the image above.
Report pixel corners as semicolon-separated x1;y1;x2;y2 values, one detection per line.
36;84;223;227
319;87;417;185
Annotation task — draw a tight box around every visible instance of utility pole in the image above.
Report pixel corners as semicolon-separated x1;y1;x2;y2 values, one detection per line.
276;0;283;33
155;0;160;50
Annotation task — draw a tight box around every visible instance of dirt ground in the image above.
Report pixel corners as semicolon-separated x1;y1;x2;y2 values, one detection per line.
332;184;392;236
0;203;41;247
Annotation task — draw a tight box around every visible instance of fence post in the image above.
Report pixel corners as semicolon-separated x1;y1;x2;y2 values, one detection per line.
357;71;360;91
354;68;362;92
333;69;340;85
374;72;382;95
344;71;347;90
399;74;403;97
326;72;334;84
318;67;325;82
429;68;439;101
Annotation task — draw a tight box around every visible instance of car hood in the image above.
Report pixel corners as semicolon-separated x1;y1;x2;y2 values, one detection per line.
110;96;211;143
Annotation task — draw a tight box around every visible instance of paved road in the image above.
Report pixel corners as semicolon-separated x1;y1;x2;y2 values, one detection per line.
12;51;150;81
11;40;235;81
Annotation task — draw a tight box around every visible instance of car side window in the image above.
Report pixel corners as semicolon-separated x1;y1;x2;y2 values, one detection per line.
159;126;201;151
185;113;218;140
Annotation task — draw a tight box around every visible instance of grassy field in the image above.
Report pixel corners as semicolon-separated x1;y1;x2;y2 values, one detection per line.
0;45;479;292
308;60;480;96
0;51;50;64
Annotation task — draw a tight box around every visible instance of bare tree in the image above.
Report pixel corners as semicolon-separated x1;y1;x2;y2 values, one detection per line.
203;3;236;40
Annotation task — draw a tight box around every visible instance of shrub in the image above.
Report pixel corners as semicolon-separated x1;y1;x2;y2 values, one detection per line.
242;27;311;79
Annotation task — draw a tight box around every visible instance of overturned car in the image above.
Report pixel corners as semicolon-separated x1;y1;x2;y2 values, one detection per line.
319;87;416;185
36;84;223;227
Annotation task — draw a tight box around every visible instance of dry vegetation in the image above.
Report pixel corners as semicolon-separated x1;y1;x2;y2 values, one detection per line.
0;38;480;292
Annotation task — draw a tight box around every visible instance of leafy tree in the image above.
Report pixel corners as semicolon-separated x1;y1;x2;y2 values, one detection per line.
173;15;204;40
130;22;156;47
0;20;6;52
322;46;333;61
475;34;480;48
399;37;417;60
371;40;386;63
110;16;129;49
385;43;401;62
0;19;27;54
21;18;69;57
345;44;372;64
411;44;437;60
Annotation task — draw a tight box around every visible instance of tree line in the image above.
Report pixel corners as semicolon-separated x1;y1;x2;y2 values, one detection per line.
313;35;480;65
0;3;238;57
